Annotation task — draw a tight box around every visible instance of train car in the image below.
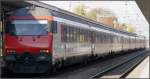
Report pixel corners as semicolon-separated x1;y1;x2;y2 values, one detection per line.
3;4;146;73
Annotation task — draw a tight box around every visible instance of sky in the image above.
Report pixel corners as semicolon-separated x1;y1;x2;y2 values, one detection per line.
41;1;149;39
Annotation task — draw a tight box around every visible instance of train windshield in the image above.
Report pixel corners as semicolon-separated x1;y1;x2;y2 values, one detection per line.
9;20;49;35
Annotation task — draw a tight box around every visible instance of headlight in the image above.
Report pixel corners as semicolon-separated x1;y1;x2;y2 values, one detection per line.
36;55;47;62
40;49;49;53
37;56;46;60
36;53;51;62
5;54;16;62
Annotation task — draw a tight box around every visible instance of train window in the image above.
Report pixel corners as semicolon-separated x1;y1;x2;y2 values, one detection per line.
103;33;106;43
87;30;90;42
93;32;96;43
88;30;90;42
86;30;88;42
75;28;78;42
79;28;81;43
98;32;100;43
121;37;123;43
84;30;87;42
85;30;88;42
69;26;72;42
83;29;86;42
99;32;102;43
76;28;80;42
109;34;111;43
84;29;87;42
51;21;57;33
119;36;121;43
88;31;91;43
95;32;97;43
108;34;111;43
104;33;106;43
72;27;75;42
98;33;100;43
112;35;114;43
103;33;105;43
68;25;71;42
123;37;125;43
65;24;70;43
110;34;113;43
5;21;11;33
100;32;103;43
107;33;109;43
82;29;85;43
61;23;64;42
0;21;2;32
102;33;105;43
90;31;94;43
80;28;84;43
108;34;110;43
109;34;112;43
11;20;49;35
105;33;107;43
70;26;74;42
117;36;119;43
63;24;67;42
97;32;99;43
80;29;84;43
103;33;104;42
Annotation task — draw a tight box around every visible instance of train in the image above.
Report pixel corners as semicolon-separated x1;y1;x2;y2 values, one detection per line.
2;4;146;73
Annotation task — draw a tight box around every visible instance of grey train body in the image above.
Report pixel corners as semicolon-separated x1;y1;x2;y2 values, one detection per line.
8;4;147;68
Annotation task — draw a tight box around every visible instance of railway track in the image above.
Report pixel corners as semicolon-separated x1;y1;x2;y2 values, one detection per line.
50;50;148;79
92;50;148;79
1;50;149;78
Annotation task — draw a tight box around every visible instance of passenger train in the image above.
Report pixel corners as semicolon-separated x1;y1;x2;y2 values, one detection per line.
3;4;146;73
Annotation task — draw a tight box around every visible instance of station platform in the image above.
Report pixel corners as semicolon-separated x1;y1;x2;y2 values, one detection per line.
126;56;149;78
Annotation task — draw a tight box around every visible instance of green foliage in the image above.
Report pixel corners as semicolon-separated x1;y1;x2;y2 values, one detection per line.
85;9;97;21
72;4;86;16
127;25;135;33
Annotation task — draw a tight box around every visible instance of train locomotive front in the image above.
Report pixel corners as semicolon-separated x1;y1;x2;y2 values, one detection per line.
3;7;53;73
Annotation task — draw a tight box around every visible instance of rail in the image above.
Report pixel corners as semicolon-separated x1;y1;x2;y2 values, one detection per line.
91;50;148;79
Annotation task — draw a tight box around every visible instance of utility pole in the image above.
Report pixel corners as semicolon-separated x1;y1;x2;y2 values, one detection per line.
69;1;72;11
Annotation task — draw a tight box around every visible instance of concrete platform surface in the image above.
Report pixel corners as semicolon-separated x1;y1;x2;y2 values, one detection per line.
126;56;149;78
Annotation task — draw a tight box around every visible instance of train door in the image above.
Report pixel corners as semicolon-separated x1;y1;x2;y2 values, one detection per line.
0;11;4;56
1;9;9;57
91;31;95;55
0;6;1;56
0;21;2;56
52;21;65;64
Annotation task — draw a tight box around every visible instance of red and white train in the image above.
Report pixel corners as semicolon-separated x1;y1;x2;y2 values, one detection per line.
3;4;146;73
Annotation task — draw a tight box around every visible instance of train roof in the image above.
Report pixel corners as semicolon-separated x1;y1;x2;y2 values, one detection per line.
25;1;137;37
4;1;137;37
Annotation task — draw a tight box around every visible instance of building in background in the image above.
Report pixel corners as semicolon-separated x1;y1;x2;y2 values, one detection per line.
41;1;149;40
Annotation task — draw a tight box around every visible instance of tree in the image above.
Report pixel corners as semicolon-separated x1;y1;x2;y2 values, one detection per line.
127;25;135;33
119;23;136;33
121;23;128;31
72;4;86;16
85;9;97;21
